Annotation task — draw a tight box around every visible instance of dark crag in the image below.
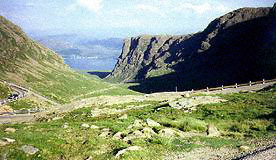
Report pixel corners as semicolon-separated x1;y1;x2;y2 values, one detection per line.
108;5;276;93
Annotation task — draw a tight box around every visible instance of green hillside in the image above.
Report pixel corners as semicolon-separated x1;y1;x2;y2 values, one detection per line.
0;82;11;99
0;16;136;104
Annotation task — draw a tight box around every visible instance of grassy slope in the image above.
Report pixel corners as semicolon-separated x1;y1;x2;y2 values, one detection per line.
0;82;11;99
0;85;275;159
0;16;137;104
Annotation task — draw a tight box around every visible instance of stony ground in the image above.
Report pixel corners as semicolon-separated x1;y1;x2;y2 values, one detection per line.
0;82;275;159
165;147;239;160
165;137;276;160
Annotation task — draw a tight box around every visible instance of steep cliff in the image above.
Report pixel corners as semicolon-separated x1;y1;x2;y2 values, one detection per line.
108;5;276;92
109;34;193;81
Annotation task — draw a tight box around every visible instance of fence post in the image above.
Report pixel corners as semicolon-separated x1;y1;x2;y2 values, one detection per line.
206;87;209;92
235;83;238;88
249;81;252;86
175;86;178;92
263;79;265;84
191;89;194;92
221;85;224;90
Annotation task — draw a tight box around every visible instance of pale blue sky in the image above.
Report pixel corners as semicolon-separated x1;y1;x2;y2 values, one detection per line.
0;0;274;38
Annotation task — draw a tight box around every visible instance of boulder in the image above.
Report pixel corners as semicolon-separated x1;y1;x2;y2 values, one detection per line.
183;93;191;98
99;131;112;138
123;130;145;141
0;140;9;146
142;127;156;136
84;156;93;160
90;125;100;129
115;146;142;157
123;136;132;142
239;145;250;152
3;138;16;143
113;132;125;140
133;119;144;127
169;99;193;110
207;124;220;137
119;114;128;120
102;128;111;132
158;128;178;137
21;145;39;155
146;119;161;127
200;41;211;51
132;130;144;137
63;124;69;129
5;128;16;133
169;96;226;111
52;117;63;121
99;128;112;138
81;123;90;128
128;119;144;129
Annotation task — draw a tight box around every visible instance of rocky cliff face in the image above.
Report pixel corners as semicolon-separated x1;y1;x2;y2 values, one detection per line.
108;5;276;92
109;35;193;81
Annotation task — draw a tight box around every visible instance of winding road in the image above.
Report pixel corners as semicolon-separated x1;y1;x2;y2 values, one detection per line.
0;79;275;124
0;82;28;106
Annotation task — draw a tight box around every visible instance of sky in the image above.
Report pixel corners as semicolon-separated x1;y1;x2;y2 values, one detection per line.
0;0;275;38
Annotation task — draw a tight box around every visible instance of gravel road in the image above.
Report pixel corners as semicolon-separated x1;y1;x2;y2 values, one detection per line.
0;114;35;124
235;145;276;160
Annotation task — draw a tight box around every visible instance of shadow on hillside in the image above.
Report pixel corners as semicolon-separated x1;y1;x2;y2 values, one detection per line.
127;71;241;93
128;72;275;93
87;71;111;79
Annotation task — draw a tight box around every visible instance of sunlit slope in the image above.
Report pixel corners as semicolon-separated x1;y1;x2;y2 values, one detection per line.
0;16;135;104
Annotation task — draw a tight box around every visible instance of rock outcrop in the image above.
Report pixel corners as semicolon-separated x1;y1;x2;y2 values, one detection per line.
271;3;276;15
21;145;39;155
207;124;221;137
109;35;191;82
115;146;142;158
108;5;276;93
4;128;16;133
169;96;227;112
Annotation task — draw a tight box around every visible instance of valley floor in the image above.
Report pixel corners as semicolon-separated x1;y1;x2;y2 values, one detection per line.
0;82;275;159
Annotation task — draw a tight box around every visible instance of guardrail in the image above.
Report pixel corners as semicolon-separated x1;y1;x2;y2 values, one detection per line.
195;78;276;92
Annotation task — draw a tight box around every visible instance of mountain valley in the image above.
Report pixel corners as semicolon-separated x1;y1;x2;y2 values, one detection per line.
0;3;275;160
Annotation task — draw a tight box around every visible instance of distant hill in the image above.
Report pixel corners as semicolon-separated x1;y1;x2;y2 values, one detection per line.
0;16;117;103
108;5;276;93
33;34;123;70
